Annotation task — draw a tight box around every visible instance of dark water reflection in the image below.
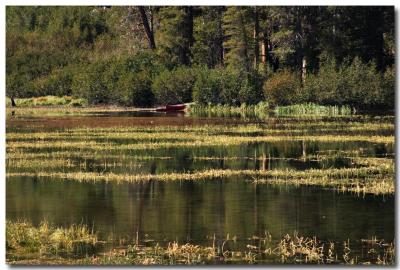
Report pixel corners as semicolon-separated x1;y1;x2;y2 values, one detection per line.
7;177;394;249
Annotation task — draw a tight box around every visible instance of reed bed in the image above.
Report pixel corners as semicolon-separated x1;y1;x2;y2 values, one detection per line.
188;102;270;118
7;157;394;194
6;134;394;153
6;118;394;195
7;121;394;135
274;103;353;116
6;220;394;265
6;220;99;257
7;124;394;141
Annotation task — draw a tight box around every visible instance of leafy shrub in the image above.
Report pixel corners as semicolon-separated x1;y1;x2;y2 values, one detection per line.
219;68;243;106
152;67;196;105
72;60;121;105
343;57;381;109
193;67;223;105
193;67;264;106
124;51;163;77
30;68;74;97
118;72;154;107
239;71;264;105
263;69;300;106
303;58;343;105
380;66;395;109
6;72;32;98
304;57;384;109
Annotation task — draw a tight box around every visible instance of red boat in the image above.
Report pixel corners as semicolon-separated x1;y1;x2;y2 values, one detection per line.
155;104;186;112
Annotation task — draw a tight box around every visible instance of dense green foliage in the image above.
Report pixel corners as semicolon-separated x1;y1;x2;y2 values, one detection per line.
6;6;395;109
303;57;392;109
152;67;196;105
263;70;300;106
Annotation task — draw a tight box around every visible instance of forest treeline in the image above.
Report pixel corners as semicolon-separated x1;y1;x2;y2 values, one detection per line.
6;6;395;109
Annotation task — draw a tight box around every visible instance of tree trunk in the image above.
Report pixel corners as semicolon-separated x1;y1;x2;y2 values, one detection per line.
11;97;17;107
138;6;156;50
253;7;260;69
302;56;307;84
180;6;194;66
261;32;268;75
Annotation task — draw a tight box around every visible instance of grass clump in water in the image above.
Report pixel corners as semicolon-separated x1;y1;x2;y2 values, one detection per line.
6;156;394;194
6;220;99;256
189;102;270;118
7;223;395;265
275;103;353;116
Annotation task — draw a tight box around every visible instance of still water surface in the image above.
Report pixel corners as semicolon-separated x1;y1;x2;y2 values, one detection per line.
6;111;395;254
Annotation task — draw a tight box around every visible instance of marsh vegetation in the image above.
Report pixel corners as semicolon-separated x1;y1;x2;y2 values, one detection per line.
6;108;395;265
6;220;395;265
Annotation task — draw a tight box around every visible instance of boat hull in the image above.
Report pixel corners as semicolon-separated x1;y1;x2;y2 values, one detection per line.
155;104;186;112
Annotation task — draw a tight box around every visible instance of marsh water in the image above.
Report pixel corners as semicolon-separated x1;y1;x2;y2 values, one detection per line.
6;111;395;258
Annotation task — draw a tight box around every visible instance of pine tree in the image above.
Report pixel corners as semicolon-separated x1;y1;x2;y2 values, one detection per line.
157;6;194;66
222;6;253;72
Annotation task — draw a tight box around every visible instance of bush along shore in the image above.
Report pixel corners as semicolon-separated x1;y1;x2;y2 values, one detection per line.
6;97;358;118
6;220;395;265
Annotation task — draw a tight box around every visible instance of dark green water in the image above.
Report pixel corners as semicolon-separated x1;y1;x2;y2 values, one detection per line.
7;177;394;247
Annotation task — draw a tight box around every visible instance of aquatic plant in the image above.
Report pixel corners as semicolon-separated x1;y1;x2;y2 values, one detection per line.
274;103;353;116
6;220;98;256
7;156;394;194
6;221;395;265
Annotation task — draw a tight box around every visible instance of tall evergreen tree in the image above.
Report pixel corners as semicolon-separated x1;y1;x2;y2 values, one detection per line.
192;6;224;67
157;6;194;66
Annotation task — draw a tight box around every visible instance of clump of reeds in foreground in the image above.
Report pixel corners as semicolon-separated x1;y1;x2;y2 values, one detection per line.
6;220;99;257
6;221;395;265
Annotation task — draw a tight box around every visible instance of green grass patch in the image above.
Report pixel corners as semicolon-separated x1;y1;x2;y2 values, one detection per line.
275;103;353;116
188;102;270;118
6;220;99;256
6;96;87;107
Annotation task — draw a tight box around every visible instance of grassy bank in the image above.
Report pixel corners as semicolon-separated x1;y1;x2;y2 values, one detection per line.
6;220;395;265
7;96;360;118
6;96;87;107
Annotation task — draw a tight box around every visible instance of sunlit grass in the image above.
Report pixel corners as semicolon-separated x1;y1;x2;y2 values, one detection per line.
6;96;87;107
6;220;98;256
7;156;394;194
275;103;353;116
6;221;394;265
